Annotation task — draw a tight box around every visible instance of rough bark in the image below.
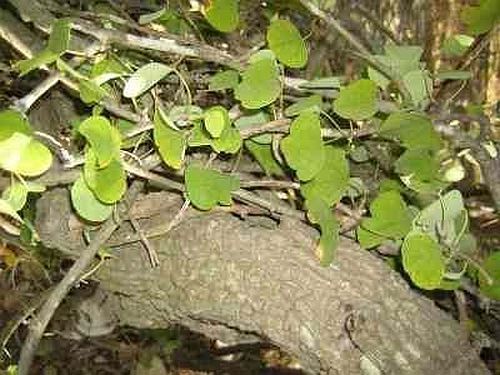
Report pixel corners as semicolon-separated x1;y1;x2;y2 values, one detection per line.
35;189;490;375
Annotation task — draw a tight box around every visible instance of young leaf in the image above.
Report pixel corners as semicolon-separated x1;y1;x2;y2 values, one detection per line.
185;165;240;210
333;79;378;120
479;251;500;300
379;112;442;151
209;70;240;91
235;52;281;109
71;175;113;222
2;182;28;211
204;106;230;138
123;63;174;98
281;110;325;181
203;0;239;32
301;147;349;206
0;133;52;177
15;50;59;76
285;95;322;117
267;19;308;68
402;232;445;290
0;110;32;141
154;110;186;169
306;197;340;267
78;116;121;168
84;149;126;204
357;190;413;249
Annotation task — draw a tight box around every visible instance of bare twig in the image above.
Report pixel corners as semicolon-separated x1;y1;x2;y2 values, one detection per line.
17;181;143;375
130;217;159;267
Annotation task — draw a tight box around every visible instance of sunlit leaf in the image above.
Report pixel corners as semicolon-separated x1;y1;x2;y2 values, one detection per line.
78;116;121;168
0;199;23;223
402;232;445;290
267;19;308;68
281;110;325;181
0;133;52;177
204;106;230;138
333;79;378;120
285;95;322;117
84;149;126;204
154;110;186;169
185;165;240;210
71;175;113;222
2;182;28;211
204;0;239;32
123;63;174;98
0;110;32;142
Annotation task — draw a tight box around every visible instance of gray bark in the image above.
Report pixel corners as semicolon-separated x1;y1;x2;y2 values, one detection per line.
35;189;490;375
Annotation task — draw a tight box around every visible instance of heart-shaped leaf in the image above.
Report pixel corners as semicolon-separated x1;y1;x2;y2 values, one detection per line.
78;116;121;168
281;110;325;181
204;106;230;138
301;146;349;206
185;165;240;210
402;232;445;290
204;0;239;32
357;190;413;249
71;174;113;222
333;79;378;120
267;19;308;68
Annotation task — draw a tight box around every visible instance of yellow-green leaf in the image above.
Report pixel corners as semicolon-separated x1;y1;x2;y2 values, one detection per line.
71;175;113;222
204;106;230;138
306;197;339;266
281;110;325;181
204;0;239;33
333;79;378;120
267;19;308;69
154;110;186;169
78;116;121;168
0;133;52;177
123;63;174;98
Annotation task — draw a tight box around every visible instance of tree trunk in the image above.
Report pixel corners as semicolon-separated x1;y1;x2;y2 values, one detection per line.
35;189;490;375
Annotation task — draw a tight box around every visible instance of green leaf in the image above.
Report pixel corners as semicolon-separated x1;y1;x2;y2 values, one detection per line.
235;52;281;109
298;76;342;90
281;110;325;181
189;121;242;154
234;111;272;144
333;79;378;120
413;190;465;243
285;95;322;117
78;116;121;168
204;106;230;138
384;45;423;76
479;251;500;300
47;19;71;54
209;70;240;91
402;232;445;290
306;197;339;266
0;199;23;223
185;165;240;210
204;0;239;32
301;147;349;206
79;79;108;104
402;69;432;107
154;110;186;169
15;49;59;76
84;149;126;204
395;149;440;181
435;70;472;80
123;63;174;98
0;133;53;177
357;190;413;249
71;175;113;222
442;34;474;57
461;0;500;35
0;110;32;142
379;112;442;151
2;182;28;211
267;19;308;68
244;140;284;176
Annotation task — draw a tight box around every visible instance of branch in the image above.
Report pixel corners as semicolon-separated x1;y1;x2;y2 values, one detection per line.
17;181;143;375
